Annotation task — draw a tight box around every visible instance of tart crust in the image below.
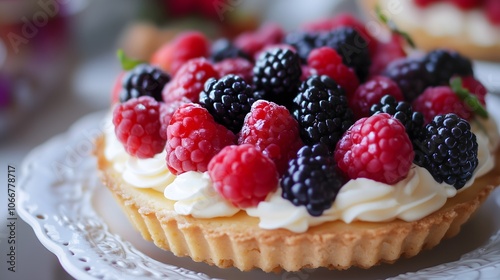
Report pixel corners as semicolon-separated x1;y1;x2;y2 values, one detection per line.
95;135;500;272
359;0;500;61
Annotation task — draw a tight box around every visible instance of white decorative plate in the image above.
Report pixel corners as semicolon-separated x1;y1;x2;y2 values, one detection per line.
18;111;500;280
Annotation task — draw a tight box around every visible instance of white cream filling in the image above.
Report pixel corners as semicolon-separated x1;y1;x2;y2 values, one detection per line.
104;115;498;233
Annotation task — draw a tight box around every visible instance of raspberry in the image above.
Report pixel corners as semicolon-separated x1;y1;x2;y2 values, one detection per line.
368;35;406;78
447;0;482;10
315;27;372;81
234;23;285;58
335;113;414;184
485;0;500;25
281;144;345;216
162;58;219;103
213;58;253;83
113;96;165;158
159;97;191;140
151;31;210;75
208;144;278;208
412;86;472;124
210;38;251;62
371;95;425;142
414;0;438;7
119;64;170;103
166;103;236;175
239;100;304;175
307;47;360;96
293;75;354;152
414;113;478;189
301;13;376;56
350;76;404;119
461;76;487;106
199;75;256;133
253;48;302;106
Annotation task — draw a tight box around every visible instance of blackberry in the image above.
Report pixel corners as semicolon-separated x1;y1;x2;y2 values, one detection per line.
253;48;302;106
210;38;251;62
200;74;256;133
315;27;371;81
293;75;354;152
423;49;473;86
283;31;318;63
370;95;425;140
120;64;170;103
383;49;474;102
414;113;478;189
281;144;345;216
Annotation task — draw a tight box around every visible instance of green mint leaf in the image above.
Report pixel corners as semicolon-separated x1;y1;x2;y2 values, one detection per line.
450;77;488;119
375;5;415;49
117;49;144;71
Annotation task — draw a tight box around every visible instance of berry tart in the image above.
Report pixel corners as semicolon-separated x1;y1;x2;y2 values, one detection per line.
95;15;500;272
360;0;500;61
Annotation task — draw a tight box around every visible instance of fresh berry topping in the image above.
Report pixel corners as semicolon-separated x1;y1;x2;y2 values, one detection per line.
151;31;210;75
414;113;478;189
460;76;487;106
414;0;438;7
368;35;406;78
301;13;377;55
307;47;360;96
413;86;472;124
485;0;500;25
252;48;302;106
383;49;473;102
213;58;253;83
351;76;404;119
166;103;236;175
210;38;251;62
159;97;191;140
199;74;256;133
315;27;372;81
371;95;425;141
293;75;354;151
334;113;414;184
208;144;278;208
238;100;304;175
113;96;165;158
281;144;345;216
162;58;219;103
119;64;170;103
234;23;285;58
447;0;482;10
283;31;318;63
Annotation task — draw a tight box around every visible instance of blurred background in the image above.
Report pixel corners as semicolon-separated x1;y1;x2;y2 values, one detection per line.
1;0;499;279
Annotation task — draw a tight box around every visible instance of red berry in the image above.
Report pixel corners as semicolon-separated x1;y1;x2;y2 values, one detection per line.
166;103;236;175
151;31;210;75
301;13;376;56
412;86;472;124
238;100;304;175
485;0;500;25
162;58;219;103
213;58;253;84
234;23;285;58
113;96;165;158
111;71;125;104
414;0;439;7
307;47;359;96
349;76;404;119
334;113;414;184
208;144;278;208
369;35;407;78
159;97;191;140
461;76;487;106
446;0;482;10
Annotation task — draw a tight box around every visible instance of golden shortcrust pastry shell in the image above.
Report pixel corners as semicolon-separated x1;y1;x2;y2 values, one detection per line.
95;135;500;272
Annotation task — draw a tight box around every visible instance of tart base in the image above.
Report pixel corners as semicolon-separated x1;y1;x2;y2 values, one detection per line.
95;135;500;272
